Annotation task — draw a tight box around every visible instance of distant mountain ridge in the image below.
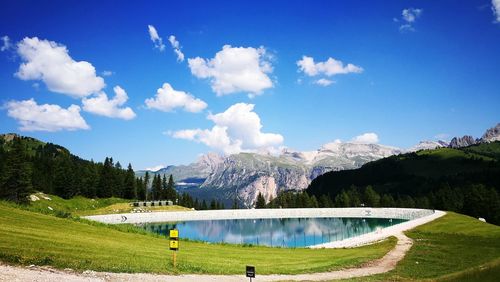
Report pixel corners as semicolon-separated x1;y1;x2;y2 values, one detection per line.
140;141;403;207
140;123;500;207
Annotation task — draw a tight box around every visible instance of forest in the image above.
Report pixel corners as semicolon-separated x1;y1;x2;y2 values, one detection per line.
0;134;227;210
304;142;500;225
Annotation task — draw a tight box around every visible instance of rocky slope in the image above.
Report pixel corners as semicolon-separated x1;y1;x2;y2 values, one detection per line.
140;123;500;207
142;141;403;208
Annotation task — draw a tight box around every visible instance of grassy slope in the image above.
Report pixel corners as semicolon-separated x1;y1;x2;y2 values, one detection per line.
344;212;500;281
0;202;395;274
27;193;190;216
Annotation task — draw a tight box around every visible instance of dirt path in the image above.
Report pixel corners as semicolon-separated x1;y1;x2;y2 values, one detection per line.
0;232;413;282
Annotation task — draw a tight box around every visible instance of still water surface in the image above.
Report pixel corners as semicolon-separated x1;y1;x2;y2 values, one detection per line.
141;217;406;247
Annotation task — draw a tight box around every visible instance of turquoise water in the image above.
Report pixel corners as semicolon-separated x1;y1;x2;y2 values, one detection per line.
140;217;406;247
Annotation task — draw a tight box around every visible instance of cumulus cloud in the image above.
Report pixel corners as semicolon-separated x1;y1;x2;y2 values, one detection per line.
1;35;11;51
297;56;363;77
493;0;500;22
168;35;184;62
82;86;136;120
398;8;423;32
188;45;273;96
15;37;105;98
314;78;334;86
145;83;207;113
148;25;165;51
5;98;89;131
172;103;283;155
351;133;379;144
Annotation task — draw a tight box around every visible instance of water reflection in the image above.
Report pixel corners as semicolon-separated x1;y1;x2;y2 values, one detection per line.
140;217;406;248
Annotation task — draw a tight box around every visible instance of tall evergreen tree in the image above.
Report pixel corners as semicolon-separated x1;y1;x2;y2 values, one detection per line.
123;163;136;199
143;171;150;201
161;175;168;200
0;137;32;203
165;174;177;202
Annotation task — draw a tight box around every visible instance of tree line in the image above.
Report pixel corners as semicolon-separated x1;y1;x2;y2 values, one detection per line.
0;135;231;211
265;183;500;225
0;136;147;203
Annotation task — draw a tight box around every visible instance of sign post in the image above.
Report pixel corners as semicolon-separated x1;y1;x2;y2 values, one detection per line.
246;265;255;282
169;229;179;268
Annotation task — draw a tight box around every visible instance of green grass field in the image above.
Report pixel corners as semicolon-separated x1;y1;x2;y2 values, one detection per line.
0;202;395;274
26;192;190;216
343;212;500;281
2;196;499;279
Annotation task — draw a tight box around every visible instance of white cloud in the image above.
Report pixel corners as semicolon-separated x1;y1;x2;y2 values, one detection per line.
82;85;136;120
145;83;207;113
5;98;89;132
398;8;423;32
434;133;450;140
144;165;165;172
297;56;363;77
172;103;283;155
314;78;334;86
15;37;105;98
148;25;165;51
188;45;273;96
351;133;379;144
1;35;11;51
168;35;185;62
493;0;500;22
101;70;113;76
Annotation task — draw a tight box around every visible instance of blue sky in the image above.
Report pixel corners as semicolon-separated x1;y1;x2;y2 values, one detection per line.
1;0;499;170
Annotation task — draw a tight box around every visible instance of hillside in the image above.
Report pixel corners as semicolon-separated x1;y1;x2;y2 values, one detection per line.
307;142;500;224
0;134;144;203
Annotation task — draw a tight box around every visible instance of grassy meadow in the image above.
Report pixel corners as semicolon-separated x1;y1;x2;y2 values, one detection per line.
0;200;395;275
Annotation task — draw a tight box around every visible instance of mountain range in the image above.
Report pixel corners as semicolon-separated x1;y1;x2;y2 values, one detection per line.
139;123;500;207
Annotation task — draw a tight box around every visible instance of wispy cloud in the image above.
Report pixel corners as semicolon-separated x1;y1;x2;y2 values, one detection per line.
397;8;423;32
493;0;500;22
147;25;165;51
1;35;11;51
168;35;184;62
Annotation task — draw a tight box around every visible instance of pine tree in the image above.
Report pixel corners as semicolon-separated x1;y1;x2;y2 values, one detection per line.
123;163;136;199
0;137;32;203
364;185;380;207
161;175;168;200
165;174;177;202
151;174;162;201
334;190;350;207
143;171;150;201
255;192;266;209
136;177;145;200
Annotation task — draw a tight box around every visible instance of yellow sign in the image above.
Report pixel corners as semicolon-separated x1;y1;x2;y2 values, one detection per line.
170;240;179;250
169;229;179;239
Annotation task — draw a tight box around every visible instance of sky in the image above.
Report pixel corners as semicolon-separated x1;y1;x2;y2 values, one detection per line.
0;0;499;170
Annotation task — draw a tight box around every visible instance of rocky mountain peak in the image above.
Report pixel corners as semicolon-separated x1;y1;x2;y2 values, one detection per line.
481;123;500;142
409;140;448;152
449;135;476;148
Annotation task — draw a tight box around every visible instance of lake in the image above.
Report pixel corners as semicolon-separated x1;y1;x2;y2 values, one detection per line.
140;217;406;247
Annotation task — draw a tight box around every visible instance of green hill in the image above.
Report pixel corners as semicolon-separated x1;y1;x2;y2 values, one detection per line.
307;142;500;224
0;133;145;202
